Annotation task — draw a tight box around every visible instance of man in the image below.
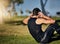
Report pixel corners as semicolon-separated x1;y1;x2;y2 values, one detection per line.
23;8;60;44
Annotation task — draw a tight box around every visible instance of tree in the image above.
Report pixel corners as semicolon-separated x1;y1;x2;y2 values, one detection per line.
0;0;24;24
9;0;24;16
40;0;48;16
0;0;10;24
20;9;23;16
56;12;60;16
14;12;18;16
26;9;31;14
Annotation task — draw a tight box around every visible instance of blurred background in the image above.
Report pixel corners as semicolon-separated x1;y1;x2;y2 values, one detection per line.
0;0;60;44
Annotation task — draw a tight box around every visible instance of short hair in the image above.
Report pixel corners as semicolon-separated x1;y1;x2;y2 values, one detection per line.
32;8;41;16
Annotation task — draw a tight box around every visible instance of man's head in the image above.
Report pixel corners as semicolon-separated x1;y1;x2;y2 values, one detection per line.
32;8;41;16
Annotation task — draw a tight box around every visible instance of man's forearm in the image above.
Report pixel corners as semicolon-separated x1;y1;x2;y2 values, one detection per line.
38;12;51;20
42;15;51;20
23;16;30;24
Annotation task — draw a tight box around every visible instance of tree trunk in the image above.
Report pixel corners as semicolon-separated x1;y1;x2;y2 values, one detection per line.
11;2;16;16
40;0;47;16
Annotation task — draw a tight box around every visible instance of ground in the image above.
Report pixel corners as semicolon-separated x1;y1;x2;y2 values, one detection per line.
0;16;60;44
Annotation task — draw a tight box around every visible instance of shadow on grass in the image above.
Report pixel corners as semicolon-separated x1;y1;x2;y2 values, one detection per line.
4;19;60;25
5;20;26;25
56;20;60;23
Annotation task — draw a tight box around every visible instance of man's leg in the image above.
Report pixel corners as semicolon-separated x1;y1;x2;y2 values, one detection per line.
53;20;60;34
51;22;60;34
40;22;60;43
40;24;55;43
40;21;60;44
55;27;60;34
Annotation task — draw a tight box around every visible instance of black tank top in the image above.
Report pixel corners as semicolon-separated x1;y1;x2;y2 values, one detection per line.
28;18;43;42
28;18;43;33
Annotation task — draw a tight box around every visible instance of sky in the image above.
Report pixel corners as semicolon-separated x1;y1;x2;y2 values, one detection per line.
15;0;60;16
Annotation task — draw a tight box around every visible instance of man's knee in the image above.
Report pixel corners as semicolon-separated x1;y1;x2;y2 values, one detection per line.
49;22;59;29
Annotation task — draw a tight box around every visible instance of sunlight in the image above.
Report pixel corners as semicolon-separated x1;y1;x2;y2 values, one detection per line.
0;0;10;24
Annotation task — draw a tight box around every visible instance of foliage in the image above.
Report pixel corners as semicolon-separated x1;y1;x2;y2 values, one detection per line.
10;0;24;5
20;9;23;15
8;0;24;16
26;9;31;14
56;12;60;15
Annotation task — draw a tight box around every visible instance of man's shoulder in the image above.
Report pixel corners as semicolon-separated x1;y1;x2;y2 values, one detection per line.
36;18;44;24
37;18;45;21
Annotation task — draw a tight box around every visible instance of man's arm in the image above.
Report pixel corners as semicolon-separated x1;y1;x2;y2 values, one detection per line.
38;12;53;20
36;18;55;25
23;13;33;24
42;19;55;24
38;12;55;24
23;16;30;24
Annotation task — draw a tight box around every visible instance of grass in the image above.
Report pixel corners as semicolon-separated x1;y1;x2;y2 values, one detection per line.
0;16;60;44
0;35;38;44
0;24;38;44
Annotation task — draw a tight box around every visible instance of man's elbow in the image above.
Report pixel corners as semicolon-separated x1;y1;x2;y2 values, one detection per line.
23;20;28;25
51;20;55;24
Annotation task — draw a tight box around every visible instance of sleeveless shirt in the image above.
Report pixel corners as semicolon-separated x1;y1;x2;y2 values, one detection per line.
28;18;44;42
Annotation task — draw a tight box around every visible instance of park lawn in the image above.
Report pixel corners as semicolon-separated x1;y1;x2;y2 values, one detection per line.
0;24;38;44
0;24;60;44
0;35;38;44
0;35;60;44
0;16;60;44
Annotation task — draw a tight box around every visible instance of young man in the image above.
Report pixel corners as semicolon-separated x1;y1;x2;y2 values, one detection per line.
23;8;60;44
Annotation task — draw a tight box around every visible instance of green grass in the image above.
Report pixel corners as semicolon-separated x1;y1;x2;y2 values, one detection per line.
0;16;60;44
0;35;38;44
0;24;38;44
0;35;60;44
